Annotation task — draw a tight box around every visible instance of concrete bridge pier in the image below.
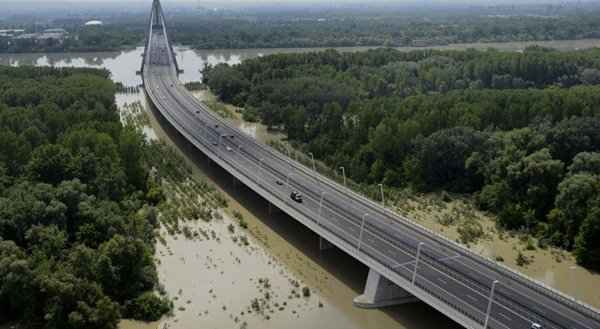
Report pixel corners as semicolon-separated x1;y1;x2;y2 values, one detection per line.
353;268;418;309
319;236;334;251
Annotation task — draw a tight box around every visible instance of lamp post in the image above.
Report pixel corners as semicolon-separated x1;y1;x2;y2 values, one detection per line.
412;242;424;285
256;157;264;182
286;172;296;192
308;152;316;172
378;183;385;207
483;280;499;329
339;166;347;187
357;213;369;253
318;191;327;225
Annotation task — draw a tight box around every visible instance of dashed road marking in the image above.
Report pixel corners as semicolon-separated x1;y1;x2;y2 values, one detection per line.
466;294;479;302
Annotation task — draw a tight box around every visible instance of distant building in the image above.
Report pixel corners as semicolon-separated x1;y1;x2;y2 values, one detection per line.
0;29;25;37
13;28;68;44
84;20;104;26
43;28;67;34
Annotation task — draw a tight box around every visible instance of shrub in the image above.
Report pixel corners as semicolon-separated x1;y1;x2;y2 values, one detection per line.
125;292;172;321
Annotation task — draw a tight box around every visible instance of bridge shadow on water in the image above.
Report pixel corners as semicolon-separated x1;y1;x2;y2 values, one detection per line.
145;94;461;329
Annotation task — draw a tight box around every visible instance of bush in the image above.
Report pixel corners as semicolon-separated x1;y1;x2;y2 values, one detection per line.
302;286;311;297
124;292;172;321
146;185;165;205
516;251;531;267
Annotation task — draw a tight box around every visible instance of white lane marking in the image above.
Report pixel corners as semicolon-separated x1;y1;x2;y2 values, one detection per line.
438;255;461;262
466;294;479;302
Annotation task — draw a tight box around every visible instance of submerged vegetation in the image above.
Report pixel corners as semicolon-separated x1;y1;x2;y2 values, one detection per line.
0;67;170;328
204;46;600;271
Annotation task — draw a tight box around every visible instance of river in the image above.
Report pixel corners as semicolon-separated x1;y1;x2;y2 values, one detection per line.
2;39;599;329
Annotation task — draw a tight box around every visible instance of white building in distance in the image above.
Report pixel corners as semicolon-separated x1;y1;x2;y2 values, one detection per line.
84;20;104;26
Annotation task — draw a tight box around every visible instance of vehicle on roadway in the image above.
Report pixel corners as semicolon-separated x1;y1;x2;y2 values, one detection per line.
531;323;542;329
276;180;283;186
226;146;232;152
290;191;303;203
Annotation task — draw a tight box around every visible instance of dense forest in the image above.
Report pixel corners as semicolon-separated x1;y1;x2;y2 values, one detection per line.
204;46;600;271
0;66;170;328
172;12;600;49
5;6;600;52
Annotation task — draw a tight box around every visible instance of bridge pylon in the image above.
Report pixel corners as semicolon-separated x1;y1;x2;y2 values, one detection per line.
141;0;182;75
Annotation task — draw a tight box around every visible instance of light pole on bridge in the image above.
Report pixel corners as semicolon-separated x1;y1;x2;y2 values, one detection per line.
318;191;327;226
484;280;499;329
256;157;265;183
308;152;316;172
412;242;425;285
357;213;369;254
339;166;347;187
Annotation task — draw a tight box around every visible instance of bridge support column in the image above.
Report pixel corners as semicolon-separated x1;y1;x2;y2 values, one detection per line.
319;237;334;251
353;268;418;309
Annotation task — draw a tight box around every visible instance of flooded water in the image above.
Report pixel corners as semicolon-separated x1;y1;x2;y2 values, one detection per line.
3;39;600;329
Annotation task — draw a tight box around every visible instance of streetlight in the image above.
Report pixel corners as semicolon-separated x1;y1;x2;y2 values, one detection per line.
308;152;321;188
318;191;327;225
357;213;369;253
484;280;499;329
256;157;265;182
308;152;316;172
339;166;347;187
412;242;424;285
286;172;296;191
284;148;295;168
378;183;385;207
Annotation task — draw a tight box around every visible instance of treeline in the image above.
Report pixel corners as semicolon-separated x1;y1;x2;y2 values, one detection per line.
171;12;600;49
0;25;143;53
6;9;600;53
204;47;600;270
0;66;170;328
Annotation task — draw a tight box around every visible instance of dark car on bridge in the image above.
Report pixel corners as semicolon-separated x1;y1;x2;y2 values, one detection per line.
290;191;303;203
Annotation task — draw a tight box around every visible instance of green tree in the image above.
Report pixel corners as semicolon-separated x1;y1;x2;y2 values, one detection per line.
26;144;75;185
574;205;600;270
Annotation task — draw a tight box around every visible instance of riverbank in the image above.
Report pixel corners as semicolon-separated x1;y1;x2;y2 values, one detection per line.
4;37;600;57
191;89;600;310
